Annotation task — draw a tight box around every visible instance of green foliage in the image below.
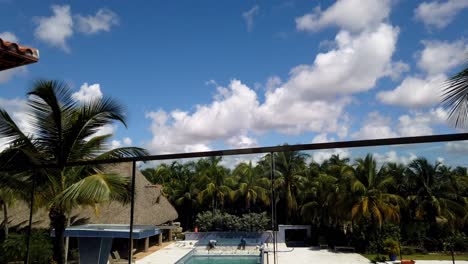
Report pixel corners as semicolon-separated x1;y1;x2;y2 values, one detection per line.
0;230;53;263
195;210;270;232
371;255;387;263
383;238;400;255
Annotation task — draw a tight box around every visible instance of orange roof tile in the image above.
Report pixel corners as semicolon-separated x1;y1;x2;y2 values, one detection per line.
0;37;39;71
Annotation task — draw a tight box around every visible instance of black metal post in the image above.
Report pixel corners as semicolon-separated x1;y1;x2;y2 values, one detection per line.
25;172;36;264
128;161;137;264
270;152;277;264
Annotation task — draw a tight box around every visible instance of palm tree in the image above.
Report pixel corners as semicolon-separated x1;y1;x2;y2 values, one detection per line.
164;162;199;230
232;161;270;212
0;80;147;264
406;158;466;226
442;60;468;127
261;150;308;224
196;156;232;214
350;154;403;227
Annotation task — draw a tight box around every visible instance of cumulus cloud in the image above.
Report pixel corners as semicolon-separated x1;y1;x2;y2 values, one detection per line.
0;67;26;84
145;4;402;153
76;8;119;34
445;140;468;154
226;135;258;148
123;137;132;145
281;24;399;99
296;0;391;32
418;40;468;76
374;151;417;165
34;5;119;52
34;5;73;52
72;83;103;103
0;31;19;42
242;5;259;32
310;133;351;164
145;80;258;153
415;0;468;29
352;108;448;140
352;112;398;139
378;39;467;108
377;75;445;108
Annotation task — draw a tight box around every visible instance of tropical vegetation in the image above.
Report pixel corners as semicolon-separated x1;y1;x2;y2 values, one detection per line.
0;80;147;264
143;152;468;256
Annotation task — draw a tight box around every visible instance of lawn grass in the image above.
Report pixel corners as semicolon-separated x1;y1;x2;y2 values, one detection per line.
362;253;468;261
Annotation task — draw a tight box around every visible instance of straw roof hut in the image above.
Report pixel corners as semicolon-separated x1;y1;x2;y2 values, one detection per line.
3;163;178;229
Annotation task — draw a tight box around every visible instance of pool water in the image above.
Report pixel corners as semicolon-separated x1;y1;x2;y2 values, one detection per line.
183;256;260;264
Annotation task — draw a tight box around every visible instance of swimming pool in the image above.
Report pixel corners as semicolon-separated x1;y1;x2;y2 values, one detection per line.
180;255;260;264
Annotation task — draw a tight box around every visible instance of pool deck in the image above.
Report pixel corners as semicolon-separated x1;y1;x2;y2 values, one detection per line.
136;241;196;264
136;241;468;264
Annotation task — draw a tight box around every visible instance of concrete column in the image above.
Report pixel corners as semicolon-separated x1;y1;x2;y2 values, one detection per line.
144;237;149;252
168;229;173;241
168;221;173;241
158;233;163;245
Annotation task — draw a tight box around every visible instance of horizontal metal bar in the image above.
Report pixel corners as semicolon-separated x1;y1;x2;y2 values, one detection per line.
66;132;468;166
1;133;467;170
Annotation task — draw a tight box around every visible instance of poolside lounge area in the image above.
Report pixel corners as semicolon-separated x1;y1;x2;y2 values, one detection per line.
134;241;468;264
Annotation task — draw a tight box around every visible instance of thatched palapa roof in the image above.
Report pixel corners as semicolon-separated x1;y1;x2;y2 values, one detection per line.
3;163;178;229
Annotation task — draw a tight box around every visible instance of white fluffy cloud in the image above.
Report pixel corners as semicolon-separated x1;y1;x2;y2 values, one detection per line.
310;133;351;164
242;5;259;32
296;0;391;32
34;5;73;52
34;5;119;52
445;140;468;153
282;24;399;99
226;135;258;148
374;151;417;165
418;40;468;76
72;83;103;103
352;112;398;139
353;108;448;140
378;39;467;108
0;31;19;42
146;80;258;153
377;75;445;108
76;8;119;34
415;0;468;29
145;2;403;154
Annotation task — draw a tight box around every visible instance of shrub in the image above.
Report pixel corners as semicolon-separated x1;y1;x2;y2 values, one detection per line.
371;255;387;263
1;230;53;263
195;211;270;232
383;238;400;256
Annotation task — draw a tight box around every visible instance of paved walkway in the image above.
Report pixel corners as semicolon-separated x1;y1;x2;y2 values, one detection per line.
136;241;195;264
265;244;369;264
136;241;468;264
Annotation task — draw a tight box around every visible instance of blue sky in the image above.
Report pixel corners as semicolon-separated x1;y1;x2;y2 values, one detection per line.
1;0;468;166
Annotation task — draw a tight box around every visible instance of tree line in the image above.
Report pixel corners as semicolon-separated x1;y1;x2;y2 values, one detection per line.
142;152;468;252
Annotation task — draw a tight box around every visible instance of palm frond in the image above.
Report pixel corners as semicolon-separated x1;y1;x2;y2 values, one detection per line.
54;173;131;211
441;61;468;128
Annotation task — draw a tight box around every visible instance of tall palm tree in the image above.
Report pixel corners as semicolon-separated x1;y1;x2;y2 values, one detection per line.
406;158;466;226
0;80;147;264
350;154;402;226
442;61;468;127
164;161;199;230
196;156;232;214
232;161;270;212
261;150;308;224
